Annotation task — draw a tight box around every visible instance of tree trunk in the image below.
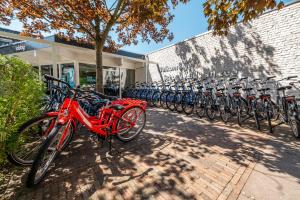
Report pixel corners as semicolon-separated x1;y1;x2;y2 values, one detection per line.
95;40;103;92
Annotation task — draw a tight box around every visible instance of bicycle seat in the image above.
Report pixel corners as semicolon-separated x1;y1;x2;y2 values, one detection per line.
206;87;214;91
217;87;225;91
232;86;242;90
243;88;253;91
258;88;270;92
109;104;124;111
277;86;292;91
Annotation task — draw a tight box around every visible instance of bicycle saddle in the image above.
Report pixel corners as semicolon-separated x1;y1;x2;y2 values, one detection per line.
277;86;292;91
257;88;270;92
243;88;253;91
232;86;242;90
206;87;214;91
217;87;225;91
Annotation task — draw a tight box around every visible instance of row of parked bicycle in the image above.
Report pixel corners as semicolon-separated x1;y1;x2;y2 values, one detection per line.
123;75;300;138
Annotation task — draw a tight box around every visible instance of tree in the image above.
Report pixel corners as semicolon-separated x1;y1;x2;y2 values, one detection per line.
4;0;189;92
203;0;285;35
0;1;12;25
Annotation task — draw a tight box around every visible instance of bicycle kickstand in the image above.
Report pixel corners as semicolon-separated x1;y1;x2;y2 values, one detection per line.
105;134;121;158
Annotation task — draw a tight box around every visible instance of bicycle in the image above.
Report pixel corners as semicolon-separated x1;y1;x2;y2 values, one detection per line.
272;76;300;137
26;75;147;187
8;75;121;166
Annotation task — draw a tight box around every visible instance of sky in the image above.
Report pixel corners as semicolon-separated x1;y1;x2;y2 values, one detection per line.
0;0;294;54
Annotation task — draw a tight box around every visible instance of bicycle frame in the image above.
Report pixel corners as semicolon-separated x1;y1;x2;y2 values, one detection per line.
55;97;146;150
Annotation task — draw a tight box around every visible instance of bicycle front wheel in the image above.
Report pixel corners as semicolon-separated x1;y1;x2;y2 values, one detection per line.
26;123;73;187
7;114;57;166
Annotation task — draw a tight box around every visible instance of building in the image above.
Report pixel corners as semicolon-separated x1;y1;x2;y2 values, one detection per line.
0;28;155;96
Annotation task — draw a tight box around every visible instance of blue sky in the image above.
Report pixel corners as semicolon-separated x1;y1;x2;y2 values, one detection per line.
0;0;294;54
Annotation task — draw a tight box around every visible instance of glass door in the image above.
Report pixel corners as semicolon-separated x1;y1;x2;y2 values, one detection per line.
103;66;119;96
61;63;75;88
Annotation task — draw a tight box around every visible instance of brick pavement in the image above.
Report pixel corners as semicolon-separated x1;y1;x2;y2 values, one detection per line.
1;108;300;200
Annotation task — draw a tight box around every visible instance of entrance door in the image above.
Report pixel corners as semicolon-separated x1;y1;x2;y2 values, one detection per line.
103;66;120;96
61;63;75;88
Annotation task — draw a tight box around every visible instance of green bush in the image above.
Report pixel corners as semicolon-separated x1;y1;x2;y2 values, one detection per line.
0;55;44;165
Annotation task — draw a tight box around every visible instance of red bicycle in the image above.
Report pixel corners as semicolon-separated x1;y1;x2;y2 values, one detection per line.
26;76;147;187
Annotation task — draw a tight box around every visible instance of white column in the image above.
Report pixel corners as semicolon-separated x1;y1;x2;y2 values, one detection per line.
119;67;121;98
51;44;58;78
58;64;62;79
145;62;148;83
38;65;41;80
119;58;123;98
74;60;80;87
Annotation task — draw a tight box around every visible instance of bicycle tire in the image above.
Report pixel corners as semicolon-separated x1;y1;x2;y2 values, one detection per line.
206;97;216;120
116;107;146;142
7;114;57;166
152;91;161;108
174;93;183;113
166;92;175;111
182;93;194;115
26;124;72;187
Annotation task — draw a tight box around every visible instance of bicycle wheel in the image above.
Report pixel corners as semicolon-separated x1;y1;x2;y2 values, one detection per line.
254;110;261;130
116;107;146;142
206;97;216;120
160;92;168;109
182;93;194;115
267;109;273;133
237;106;242;126
152;91;161;108
195;95;206;118
166;92;175;111
271;101;279;120
26;123;73;187
174;93;183;113
146;92;153;106
219;97;230;123
289;117;300;138
7;114;57;166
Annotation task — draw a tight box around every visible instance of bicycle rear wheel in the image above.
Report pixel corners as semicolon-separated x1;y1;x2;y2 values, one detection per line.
152;91;161;107
219;97;230;123
116;107;146;142
146;91;154;106
174;93;183;113
206;97;216;120
182;93;194;115
160;92;168;109
195;95;206;118
166;92;175;111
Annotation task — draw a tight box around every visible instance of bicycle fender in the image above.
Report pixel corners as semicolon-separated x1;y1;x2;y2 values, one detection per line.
57;117;77;131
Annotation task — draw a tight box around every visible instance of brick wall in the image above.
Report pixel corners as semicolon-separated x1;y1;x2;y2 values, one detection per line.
147;1;300;85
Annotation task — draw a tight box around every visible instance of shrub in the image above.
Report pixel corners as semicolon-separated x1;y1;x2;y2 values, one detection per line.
0;55;44;165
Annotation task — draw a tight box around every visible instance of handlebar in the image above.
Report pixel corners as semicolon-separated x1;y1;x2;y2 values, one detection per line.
287;75;298;80
44;74;72;89
266;76;276;80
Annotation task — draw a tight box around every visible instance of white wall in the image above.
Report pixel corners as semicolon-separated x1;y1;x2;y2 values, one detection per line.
147;2;300;83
